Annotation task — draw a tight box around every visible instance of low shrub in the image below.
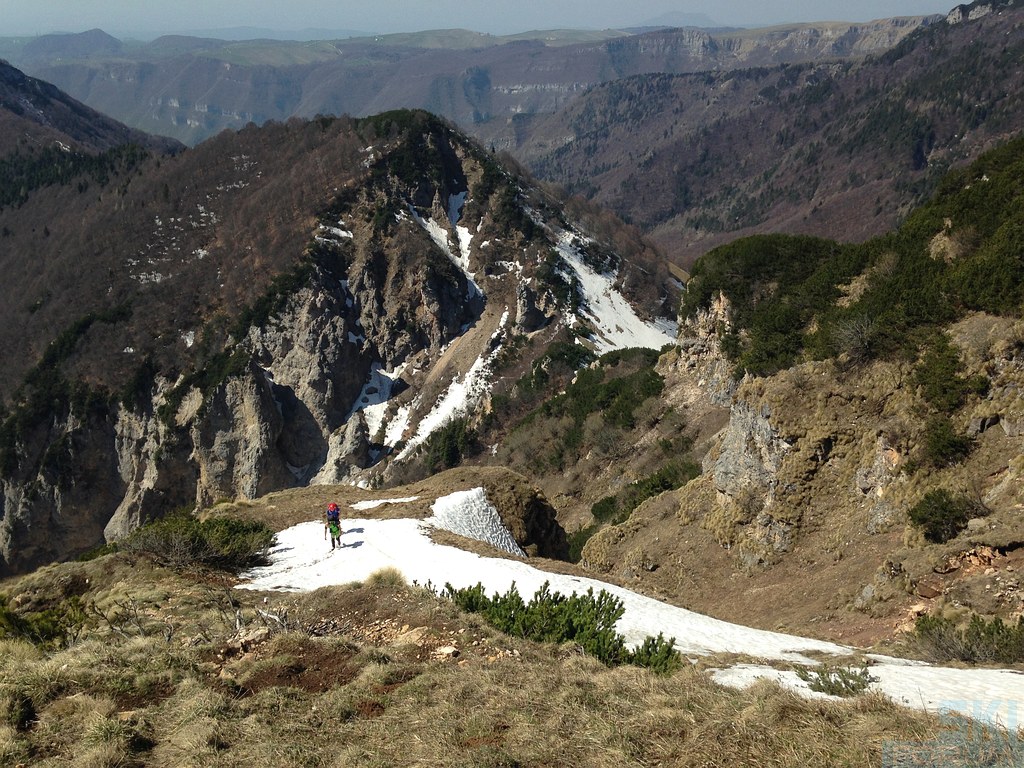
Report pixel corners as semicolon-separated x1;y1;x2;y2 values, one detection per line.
921;417;974;468
914;333;989;414
122;516;275;571
591;496;618;523
795;663;877;697
591;459;700;525
0;594;85;649
907;489;983;544
443;581;682;674
567;523;600;564
914;613;1024;664
423;418;477;473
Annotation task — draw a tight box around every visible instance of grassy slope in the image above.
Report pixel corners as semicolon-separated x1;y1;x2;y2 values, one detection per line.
574;130;1024;648
2;551;1017;767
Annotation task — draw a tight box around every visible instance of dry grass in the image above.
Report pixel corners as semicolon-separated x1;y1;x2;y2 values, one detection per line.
3;553;1022;767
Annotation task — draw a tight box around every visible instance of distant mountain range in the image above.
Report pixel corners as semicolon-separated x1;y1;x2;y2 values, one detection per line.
514;1;1024;263
1;16;933;148
0;11;958;270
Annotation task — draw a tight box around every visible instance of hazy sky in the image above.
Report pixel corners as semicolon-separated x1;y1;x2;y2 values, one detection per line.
2;0;960;37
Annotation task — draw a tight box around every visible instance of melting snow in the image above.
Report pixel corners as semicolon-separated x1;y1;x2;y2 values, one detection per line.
383;403;412;448
396;312;509;460
318;223;354;240
456;225;473;267
427;488;525;557
555;232;676;353
349;363;407;438
239;489;1024;726
408;205;481;300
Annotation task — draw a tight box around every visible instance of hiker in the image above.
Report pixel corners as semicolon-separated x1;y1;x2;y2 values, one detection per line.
325;502;342;550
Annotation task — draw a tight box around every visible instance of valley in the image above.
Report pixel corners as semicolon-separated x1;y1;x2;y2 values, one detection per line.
2;2;1024;765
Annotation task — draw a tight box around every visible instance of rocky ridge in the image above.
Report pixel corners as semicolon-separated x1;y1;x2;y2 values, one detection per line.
579;288;1024;644
3;18;935;147
0;109;671;576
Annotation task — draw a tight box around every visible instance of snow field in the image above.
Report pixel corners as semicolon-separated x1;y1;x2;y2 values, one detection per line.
239;488;1024;727
555;231;677;353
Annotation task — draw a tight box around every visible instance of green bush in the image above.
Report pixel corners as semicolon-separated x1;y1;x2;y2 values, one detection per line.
443;580;682;673
795;663;877;696
921;417;974;468
914;333;988;413
122;515;275;571
591;496;618;522
914;613;1024;664
423;418;477;473
567;523;600;564
681;234;866;376
681;136;1024;378
907;489;982;544
506;347;664;470
629;633;684;675
591;460;700;526
0;594;85;649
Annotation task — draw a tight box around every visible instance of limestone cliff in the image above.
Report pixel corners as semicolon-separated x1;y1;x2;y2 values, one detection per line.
0;110;660;575
582;298;1024;643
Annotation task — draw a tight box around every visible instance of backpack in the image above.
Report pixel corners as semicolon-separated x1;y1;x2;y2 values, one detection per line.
326;507;340;523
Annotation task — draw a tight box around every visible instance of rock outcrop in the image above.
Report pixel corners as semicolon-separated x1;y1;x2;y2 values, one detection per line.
0;110;647;575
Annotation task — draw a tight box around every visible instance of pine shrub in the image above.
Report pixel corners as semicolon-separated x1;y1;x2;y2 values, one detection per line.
795;663;877;697
915;613;1024;664
443;581;681;673
122;516;275;571
921;417;974;468
907;489;982;543
567;523;600;564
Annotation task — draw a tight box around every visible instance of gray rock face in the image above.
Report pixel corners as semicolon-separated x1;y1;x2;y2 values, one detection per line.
739;511;794;568
191;363;295;508
248;283;369;480
709;401;791;502
672;294;736;406
1;411;124;575
947;3;993;24
0;234;477;575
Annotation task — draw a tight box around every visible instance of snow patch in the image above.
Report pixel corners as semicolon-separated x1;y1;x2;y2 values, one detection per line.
425;488;525;557
408;205;481;300
555;232;676;353
397;312;509;460
349;363;407;438
384;403;412;447
239;517;1024;725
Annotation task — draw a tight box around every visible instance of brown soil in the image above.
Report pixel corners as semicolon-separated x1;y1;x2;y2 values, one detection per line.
239;640;361;694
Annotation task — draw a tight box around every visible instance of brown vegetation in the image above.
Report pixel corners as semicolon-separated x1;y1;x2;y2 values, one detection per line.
1;551;1015;767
